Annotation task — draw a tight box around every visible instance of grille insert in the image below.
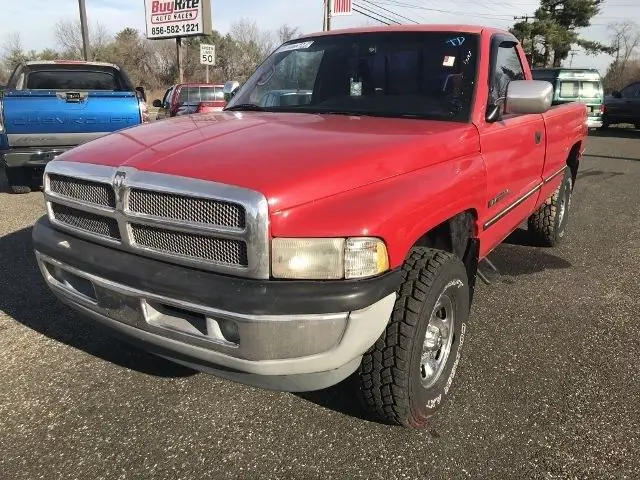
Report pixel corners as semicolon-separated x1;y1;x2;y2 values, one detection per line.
130;224;248;266
51;204;120;240
49;174;115;207
128;189;245;229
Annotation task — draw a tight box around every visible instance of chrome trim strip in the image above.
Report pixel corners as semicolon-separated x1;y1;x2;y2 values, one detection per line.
483;182;543;230
8;132;109;148
43;160;271;279
45;192;116;216
543;165;566;184
123;213;248;240
35;252;346;323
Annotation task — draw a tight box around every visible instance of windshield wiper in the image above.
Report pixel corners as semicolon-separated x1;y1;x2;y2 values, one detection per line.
224;104;266;112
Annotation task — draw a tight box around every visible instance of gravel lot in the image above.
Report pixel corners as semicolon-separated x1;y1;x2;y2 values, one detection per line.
1;130;639;480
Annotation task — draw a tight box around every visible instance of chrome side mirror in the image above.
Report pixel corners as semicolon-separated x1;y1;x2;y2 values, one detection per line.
504;80;553;115
487;80;553;123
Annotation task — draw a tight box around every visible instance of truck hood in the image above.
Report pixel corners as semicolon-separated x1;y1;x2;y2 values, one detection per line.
59;112;480;212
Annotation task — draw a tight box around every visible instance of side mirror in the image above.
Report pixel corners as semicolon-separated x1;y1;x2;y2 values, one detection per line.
135;86;146;102
486;80;553;123
152;99;162;108
611;91;621;98
223;80;240;103
505;80;553;115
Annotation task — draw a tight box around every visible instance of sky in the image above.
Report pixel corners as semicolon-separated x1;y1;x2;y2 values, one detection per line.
4;0;640;74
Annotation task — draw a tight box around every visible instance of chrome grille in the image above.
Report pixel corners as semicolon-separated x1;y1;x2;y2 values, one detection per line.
51;204;121;240
43;163;269;278
130;224;248;266
128;188;245;229
49;174;115;207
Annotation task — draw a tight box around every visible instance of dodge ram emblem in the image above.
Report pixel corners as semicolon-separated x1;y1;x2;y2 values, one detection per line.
113;171;127;201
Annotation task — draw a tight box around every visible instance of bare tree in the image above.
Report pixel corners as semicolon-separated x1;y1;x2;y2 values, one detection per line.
607;21;640;90
276;24;301;44
54;19;111;60
1;32;28;76
231;19;276;58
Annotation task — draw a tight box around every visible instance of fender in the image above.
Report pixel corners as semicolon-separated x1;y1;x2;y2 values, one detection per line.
270;151;487;269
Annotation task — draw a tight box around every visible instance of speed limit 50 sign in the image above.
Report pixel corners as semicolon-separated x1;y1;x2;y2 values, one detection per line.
200;44;216;65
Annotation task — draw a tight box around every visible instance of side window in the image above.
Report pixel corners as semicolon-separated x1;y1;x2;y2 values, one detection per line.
490;42;525;106
621;83;640;98
163;87;174;107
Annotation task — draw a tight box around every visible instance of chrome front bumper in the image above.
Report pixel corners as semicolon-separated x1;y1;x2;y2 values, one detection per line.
35;251;396;391
1;147;69;168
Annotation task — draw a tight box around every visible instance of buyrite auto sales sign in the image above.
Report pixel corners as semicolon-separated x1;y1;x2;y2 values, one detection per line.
144;0;212;39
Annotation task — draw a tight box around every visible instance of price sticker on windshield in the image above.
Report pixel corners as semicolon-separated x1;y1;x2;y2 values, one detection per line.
443;56;456;67
277;41;314;53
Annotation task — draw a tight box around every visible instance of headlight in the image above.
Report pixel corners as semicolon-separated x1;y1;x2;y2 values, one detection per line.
271;237;389;280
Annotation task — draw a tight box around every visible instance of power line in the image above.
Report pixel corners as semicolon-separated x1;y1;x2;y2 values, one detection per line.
353;2;402;24
352;6;394;25
367;0;527;20
358;0;420;23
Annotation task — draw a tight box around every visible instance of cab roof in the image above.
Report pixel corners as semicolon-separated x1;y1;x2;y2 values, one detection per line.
24;60;121;69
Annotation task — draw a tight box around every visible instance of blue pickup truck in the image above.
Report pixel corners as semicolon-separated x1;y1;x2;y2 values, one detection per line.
0;60;148;193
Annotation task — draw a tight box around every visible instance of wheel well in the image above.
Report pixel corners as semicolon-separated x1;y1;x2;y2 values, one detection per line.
412;210;480;302
567;142;581;185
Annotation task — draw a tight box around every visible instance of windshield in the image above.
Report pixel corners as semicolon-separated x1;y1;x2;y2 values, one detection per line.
178;86;224;104
227;31;479;121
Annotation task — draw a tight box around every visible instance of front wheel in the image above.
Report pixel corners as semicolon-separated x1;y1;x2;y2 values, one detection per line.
357;248;470;428
527;168;573;247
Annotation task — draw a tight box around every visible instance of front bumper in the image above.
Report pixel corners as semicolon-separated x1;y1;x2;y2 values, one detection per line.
33;217;400;391
587;117;603;129
1;147;70;168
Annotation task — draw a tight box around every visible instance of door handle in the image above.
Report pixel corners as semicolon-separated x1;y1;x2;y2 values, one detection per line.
535;131;542;144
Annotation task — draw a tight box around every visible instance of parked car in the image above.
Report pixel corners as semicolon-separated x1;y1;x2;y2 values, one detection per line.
602;81;640;129
531;67;604;129
0;60;149;193
32;25;587;428
152;83;226;118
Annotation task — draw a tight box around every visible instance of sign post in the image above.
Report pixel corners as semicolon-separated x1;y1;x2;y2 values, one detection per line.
200;43;215;83
78;0;90;60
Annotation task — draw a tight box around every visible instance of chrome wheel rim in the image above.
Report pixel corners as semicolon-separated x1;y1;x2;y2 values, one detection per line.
420;292;455;389
558;178;572;226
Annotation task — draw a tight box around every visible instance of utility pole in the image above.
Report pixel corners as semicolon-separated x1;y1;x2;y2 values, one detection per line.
176;37;184;83
569;50;577;67
514;15;534;66
323;0;332;31
78;0;90;61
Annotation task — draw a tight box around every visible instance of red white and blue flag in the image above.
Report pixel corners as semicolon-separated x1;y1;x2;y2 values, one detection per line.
331;0;353;16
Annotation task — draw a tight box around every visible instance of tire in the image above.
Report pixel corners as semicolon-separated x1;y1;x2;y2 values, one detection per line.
527;168;573;247
357;248;470;428
5;167;32;194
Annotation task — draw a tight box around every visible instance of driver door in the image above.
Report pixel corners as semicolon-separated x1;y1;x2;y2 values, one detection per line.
478;39;547;256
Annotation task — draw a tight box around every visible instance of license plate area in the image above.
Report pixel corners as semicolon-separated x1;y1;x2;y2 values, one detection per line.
66;92;82;103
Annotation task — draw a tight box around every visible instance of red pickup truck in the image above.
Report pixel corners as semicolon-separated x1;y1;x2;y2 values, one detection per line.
33;25;587;428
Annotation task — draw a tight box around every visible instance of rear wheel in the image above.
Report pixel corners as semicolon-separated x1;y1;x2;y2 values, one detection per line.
357;248;470;428
5;167;32;194
527;168;573;247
